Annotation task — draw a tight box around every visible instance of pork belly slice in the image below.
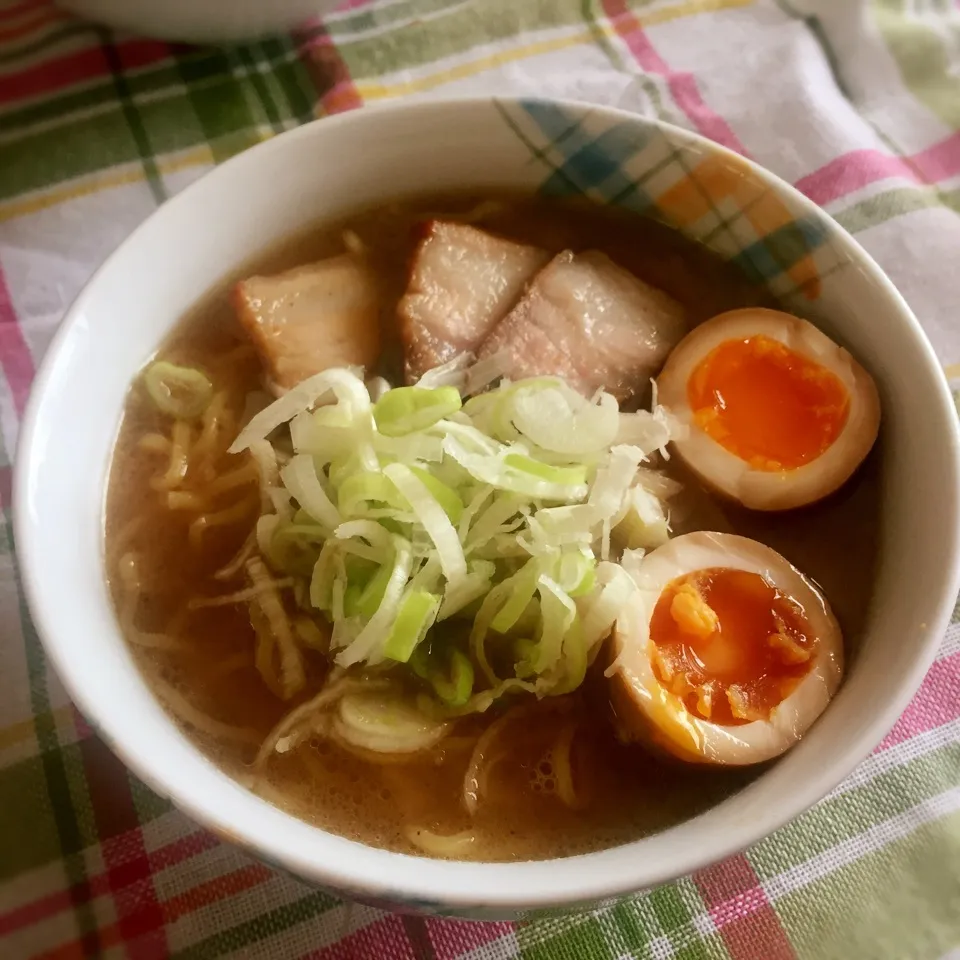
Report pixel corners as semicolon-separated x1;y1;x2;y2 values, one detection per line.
234;254;381;392
399;221;550;382
476;250;687;403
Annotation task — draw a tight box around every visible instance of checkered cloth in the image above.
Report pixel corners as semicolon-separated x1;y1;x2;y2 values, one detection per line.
2;1;960;958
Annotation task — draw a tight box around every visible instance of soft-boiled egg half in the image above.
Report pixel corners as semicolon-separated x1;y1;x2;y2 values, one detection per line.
610;531;842;765
656;308;880;511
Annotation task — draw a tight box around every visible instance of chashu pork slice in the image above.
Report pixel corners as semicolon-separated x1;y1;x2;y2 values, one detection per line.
476;250;687;404
234;254;380;392
399;221;549;382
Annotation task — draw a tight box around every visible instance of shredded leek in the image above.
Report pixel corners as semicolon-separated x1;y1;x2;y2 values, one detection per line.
374;385;461;437
383;589;441;662
144;361;213;419
235;364;680;714
411;644;474;707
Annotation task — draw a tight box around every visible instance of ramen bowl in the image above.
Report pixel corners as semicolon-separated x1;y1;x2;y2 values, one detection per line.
14;98;960;919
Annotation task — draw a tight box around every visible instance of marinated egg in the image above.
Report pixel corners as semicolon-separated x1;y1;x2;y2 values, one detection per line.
610;531;843;765
656;308;880;511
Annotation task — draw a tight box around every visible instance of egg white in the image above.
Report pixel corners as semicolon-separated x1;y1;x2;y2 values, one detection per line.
656;308;880;511
610;531;843;765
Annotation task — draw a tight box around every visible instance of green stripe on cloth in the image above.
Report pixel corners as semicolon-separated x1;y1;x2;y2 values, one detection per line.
334;0;587;79
873;0;960;130
0;42;318;198
324;0;468;38
0;108;151;201
777;807;960;960
520;916;618;960
169;890;338;959
833;184;947;233
518;878;730;960
749;742;960;878
173;47;268;163
96;28;166;204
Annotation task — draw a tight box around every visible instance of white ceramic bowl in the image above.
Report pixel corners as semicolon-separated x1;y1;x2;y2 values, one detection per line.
15;99;960;919
58;0;336;43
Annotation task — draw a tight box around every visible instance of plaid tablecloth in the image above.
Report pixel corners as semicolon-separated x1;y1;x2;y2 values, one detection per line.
2;0;960;957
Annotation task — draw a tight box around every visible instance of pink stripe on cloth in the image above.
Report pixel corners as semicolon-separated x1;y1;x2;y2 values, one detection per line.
695;854;796;960
0;863;111;938
876;650;960;750
0;888;86;940
298;31;363;114
0;268;33;417
0;39;173;107
425;917;514;960
1;829;260;944
305;912;416;960
148;829;220;871
601;0;748;156
795;130;960;206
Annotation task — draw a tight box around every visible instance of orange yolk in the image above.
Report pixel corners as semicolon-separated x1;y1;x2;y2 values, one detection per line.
687;335;850;471
649;568;816;726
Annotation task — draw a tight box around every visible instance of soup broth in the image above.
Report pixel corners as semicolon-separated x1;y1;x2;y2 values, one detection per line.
105;195;880;861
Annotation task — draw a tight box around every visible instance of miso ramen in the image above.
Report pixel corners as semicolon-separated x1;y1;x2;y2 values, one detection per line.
105;195;881;861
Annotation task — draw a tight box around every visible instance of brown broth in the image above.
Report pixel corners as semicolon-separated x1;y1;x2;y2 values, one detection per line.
104;194;880;861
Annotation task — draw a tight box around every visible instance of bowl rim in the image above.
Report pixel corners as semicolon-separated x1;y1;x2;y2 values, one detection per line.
13;96;960;912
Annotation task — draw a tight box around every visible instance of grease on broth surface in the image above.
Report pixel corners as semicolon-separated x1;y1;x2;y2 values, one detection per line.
104;195;880;861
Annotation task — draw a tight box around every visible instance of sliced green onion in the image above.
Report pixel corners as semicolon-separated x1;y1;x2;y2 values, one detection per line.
230;366;370;454
535;575;577;674
513;637;538;678
328;453;361;491
547;616;587;695
310;542;339;611
374;385;462;437
281;454;342;531
410;645;475;708
269;521;326;575
244;365;677;703
344;557;394;619
408;466;463;524
588;444;646;520
143;361;213;419
558;548;597;597
290;409;356;461
443;437;589;501
334;519;393;557
431;649;474;707
509;382;620;455
613;486;670;550
383;589;441;662
490;560;539;634
384;463;466;585
438;559;495;620
335;689;448;753
580;562;637;652
502;453;587;486
337;472;405;517
336;535;413;666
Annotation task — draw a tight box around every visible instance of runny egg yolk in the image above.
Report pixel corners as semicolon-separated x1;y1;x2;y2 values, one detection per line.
649;568;817;726
686;335;850;471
